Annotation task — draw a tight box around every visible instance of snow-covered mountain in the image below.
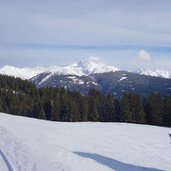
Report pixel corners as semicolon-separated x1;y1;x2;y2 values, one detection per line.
1;60;171;80
134;69;171;79
0;65;47;80
35;60;120;78
67;60;120;76
1;60;171;98
0;113;170;171
0;60;120;80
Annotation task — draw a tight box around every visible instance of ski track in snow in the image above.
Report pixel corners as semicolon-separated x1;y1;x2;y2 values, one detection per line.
0;113;170;171
0;149;13;171
0;126;67;171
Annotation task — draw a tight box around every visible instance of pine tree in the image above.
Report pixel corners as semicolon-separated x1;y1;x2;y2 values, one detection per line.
88;100;99;121
121;93;146;123
51;98;60;121
100;96;116;122
79;97;88;121
33;102;46;119
43;100;52;120
88;89;101;121
148;93;163;126
163;96;171;127
59;95;72;122
0;97;3;112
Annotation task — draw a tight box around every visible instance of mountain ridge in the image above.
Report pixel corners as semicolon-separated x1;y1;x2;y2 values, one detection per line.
0;60;170;80
134;69;171;79
0;60;120;80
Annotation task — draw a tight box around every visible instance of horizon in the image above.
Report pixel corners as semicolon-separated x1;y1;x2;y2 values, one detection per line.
0;0;171;70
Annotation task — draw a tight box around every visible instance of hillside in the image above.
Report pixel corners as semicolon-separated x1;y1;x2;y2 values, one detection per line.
0;74;171;127
0;113;170;171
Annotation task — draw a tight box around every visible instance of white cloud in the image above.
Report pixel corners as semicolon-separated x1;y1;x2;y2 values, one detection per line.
138;50;152;62
88;56;101;61
0;0;171;69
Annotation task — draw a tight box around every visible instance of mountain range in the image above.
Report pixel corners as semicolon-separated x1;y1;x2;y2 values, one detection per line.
0;60;171;98
134;69;171;79
0;60;170;80
0;60;120;79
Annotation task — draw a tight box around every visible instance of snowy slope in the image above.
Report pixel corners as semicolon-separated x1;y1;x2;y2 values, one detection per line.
0;113;170;171
135;69;171;79
0;60;119;80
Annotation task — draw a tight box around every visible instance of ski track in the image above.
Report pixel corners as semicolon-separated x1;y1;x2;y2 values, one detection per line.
0;149;13;171
0;126;39;171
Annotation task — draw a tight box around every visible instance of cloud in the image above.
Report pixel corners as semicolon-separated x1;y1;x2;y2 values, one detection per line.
88;56;101;61
138;50;152;62
1;0;171;46
0;0;171;69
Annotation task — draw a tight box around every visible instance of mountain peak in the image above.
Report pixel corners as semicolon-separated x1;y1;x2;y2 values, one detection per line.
69;59;119;75
72;60;98;68
0;60;120;79
77;59;93;65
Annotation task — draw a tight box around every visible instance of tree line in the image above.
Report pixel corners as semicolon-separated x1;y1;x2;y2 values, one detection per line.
0;75;171;127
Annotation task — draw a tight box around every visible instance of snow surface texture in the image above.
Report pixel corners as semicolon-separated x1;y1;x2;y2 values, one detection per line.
0;113;170;171
0;60;119;80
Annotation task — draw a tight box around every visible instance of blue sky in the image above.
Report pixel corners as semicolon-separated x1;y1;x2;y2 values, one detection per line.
0;0;171;70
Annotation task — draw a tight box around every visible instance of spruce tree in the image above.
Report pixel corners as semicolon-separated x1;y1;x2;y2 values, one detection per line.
51;98;60;121
79;97;88;121
163;96;171;127
121;93;146;123
148;93;163;126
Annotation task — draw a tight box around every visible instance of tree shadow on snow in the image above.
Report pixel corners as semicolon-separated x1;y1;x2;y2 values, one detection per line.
74;152;164;171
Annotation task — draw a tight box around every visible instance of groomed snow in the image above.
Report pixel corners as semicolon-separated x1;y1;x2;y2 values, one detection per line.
0;113;170;171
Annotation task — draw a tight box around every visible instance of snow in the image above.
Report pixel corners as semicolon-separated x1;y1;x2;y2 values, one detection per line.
92;81;99;85
0;150;11;171
43;60;120;77
117;77;127;82
38;73;54;85
0;60;120;80
135;69;171;79
68;76;76;79
0;113;171;171
72;60;120;75
1;62;171;81
0;65;47;80
68;76;84;85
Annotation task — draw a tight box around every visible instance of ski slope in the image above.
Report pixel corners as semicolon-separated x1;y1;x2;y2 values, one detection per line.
0;113;170;171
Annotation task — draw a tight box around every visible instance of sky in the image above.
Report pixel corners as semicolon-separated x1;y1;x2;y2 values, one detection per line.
0;0;171;70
